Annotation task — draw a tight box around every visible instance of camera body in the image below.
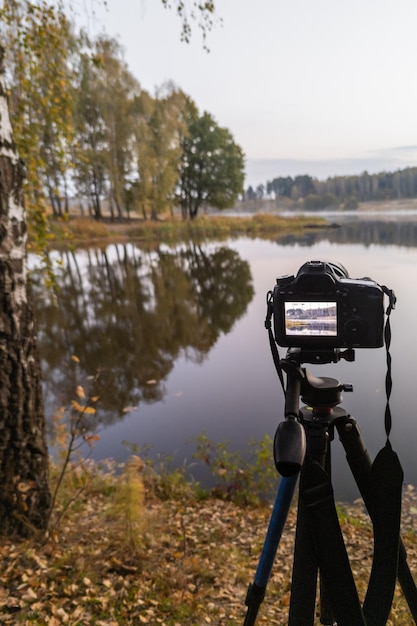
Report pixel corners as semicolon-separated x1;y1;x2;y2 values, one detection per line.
273;260;384;349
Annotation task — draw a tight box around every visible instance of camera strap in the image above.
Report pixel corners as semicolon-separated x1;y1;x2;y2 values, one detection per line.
265;290;286;396
379;284;396;440
360;283;406;624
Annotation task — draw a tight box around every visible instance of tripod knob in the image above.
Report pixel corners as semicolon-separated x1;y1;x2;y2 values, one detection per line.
274;417;306;477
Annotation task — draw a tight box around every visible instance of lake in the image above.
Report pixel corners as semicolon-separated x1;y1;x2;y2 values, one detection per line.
31;212;417;502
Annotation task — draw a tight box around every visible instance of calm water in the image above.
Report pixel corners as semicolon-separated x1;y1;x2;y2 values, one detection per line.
31;214;417;502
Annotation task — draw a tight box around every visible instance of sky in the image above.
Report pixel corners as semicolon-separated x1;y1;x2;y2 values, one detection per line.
79;0;417;186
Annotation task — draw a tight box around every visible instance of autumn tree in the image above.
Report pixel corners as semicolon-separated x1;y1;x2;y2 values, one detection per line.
0;48;50;535
131;84;187;220
71;35;141;220
1;0;76;231
0;0;219;538
178;108;245;219
0;0;76;536
93;36;140;219
72;49;107;218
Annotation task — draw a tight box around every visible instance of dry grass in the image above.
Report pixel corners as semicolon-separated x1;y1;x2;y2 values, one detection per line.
44;212;327;248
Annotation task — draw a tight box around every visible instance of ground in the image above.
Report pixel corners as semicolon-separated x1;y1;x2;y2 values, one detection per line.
1;466;417;626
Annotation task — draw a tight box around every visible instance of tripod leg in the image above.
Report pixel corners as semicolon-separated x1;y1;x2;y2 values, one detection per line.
288;489;318;626
318;445;336;626
288;419;329;626
292;462;367;626
243;474;298;626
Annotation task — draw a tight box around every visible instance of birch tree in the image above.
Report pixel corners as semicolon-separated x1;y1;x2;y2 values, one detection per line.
0;47;50;535
0;0;219;538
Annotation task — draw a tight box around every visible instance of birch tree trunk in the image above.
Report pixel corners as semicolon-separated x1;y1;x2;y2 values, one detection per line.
0;47;50;536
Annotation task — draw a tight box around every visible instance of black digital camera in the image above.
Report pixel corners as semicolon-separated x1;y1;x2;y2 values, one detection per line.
273;260;385;349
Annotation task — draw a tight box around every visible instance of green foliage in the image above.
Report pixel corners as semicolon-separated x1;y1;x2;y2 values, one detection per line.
343;195;359;210
1;2;240;232
178;109;245;219
72;35;142;220
303;192;340;210
122;441;195;501
193;432;279;505
131;84;188;220
265;167;417;206
1;0;76;248
122;431;280;506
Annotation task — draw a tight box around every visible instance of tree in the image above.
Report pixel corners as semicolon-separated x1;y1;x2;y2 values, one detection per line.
131;83;187;220
1;0;76;232
72;35;141;220
0;48;50;535
72;49;108;219
0;0;219;538
293;175;315;197
267;176;293;199
178;109;245;219
93;36;141;220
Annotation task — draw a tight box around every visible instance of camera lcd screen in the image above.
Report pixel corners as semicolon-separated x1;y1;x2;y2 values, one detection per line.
284;301;337;337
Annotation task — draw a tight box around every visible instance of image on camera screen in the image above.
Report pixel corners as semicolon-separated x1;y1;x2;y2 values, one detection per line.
284;301;337;336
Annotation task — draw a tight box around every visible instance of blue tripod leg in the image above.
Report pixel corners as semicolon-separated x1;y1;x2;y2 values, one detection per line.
243;473;298;626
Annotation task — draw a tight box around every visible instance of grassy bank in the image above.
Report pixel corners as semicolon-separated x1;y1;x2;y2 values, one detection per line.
45;212;328;248
2;458;416;625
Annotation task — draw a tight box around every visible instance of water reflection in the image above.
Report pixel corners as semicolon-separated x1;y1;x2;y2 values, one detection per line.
31;216;417;501
31;242;254;424
276;219;417;248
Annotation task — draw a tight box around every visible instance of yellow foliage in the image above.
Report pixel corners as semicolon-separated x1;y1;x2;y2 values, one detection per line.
71;400;96;415
107;456;146;549
71;400;83;413
50;406;69;453
76;385;86;399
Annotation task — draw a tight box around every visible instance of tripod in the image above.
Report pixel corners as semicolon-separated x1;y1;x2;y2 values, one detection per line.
243;349;417;625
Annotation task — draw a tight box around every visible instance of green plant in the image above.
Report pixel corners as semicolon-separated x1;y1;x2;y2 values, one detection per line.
122;441;196;501
192;432;278;505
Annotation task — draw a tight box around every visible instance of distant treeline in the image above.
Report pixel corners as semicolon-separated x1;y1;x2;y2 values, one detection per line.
245;167;417;209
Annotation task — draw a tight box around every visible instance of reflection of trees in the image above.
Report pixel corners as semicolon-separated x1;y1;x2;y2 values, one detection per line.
276;220;417;248
31;243;254;425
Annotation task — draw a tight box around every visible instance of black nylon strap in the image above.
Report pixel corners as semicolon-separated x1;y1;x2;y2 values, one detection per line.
380;284;396;440
265;291;286;396
362;445;403;625
362;284;406;623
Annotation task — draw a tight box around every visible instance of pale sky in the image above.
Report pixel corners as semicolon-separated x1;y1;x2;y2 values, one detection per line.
80;0;417;184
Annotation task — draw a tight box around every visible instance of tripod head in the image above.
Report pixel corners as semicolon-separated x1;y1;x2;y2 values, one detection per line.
285;346;356;365
273;348;354;477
